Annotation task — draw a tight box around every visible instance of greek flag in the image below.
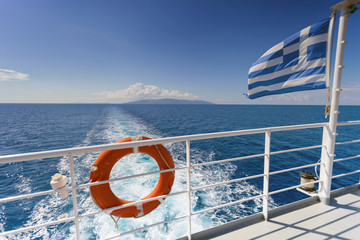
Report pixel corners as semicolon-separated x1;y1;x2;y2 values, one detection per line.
248;18;330;99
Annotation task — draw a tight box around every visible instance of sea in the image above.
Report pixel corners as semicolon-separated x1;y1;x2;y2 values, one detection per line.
0;103;359;239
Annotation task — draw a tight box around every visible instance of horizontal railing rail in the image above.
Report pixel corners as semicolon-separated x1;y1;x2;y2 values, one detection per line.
192;153;266;167
0;120;359;239
192;194;265;216
269;179;323;196
269;162;323;176
335;138;360;145
333;154;360;163
0;122;331;164
332;169;360;179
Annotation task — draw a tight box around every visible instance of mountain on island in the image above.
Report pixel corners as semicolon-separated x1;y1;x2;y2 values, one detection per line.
124;98;214;105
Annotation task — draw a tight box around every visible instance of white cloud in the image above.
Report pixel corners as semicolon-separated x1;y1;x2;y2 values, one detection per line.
0;69;29;82
95;83;199;101
338;82;360;104
242;89;330;105
342;81;360;92
270;89;329;103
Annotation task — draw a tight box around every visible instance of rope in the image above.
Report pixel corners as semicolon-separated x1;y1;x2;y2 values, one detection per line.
314;158;323;192
330;11;336;19
322;87;331;118
133;135;175;176
350;6;358;14
314;159;321;180
323;11;336;118
110;215;121;231
154;144;175;176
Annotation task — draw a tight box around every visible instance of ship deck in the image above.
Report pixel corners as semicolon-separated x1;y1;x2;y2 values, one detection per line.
188;184;360;240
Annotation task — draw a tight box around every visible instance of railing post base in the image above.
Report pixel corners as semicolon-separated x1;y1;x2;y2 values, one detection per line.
319;197;330;205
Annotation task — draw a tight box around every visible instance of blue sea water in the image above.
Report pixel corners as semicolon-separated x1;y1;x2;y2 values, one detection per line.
0;103;359;239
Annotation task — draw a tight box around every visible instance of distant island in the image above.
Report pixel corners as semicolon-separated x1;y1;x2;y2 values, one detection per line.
124;98;214;105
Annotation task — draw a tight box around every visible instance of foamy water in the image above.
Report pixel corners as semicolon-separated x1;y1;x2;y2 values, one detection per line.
4;106;276;239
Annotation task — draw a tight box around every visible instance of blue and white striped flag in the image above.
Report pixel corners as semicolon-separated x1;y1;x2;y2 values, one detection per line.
247;18;331;99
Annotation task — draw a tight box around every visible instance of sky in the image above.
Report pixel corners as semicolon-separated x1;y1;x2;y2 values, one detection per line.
0;0;359;105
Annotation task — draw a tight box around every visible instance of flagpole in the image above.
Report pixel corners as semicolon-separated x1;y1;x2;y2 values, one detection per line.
318;0;358;205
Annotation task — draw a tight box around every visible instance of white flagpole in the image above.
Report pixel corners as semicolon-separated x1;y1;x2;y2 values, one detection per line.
318;0;358;205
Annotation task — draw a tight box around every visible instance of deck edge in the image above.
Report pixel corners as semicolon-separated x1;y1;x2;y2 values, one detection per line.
178;183;360;240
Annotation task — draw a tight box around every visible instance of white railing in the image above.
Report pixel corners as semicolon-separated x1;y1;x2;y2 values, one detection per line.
0;120;360;239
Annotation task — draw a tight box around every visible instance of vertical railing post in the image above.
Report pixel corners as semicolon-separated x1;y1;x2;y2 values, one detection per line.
263;131;271;221
69;153;80;240
186;140;192;240
319;3;351;205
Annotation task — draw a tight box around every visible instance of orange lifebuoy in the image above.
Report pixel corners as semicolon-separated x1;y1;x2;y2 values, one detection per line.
89;136;175;218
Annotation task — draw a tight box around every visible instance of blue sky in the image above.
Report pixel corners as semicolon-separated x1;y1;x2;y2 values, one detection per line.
0;0;359;104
